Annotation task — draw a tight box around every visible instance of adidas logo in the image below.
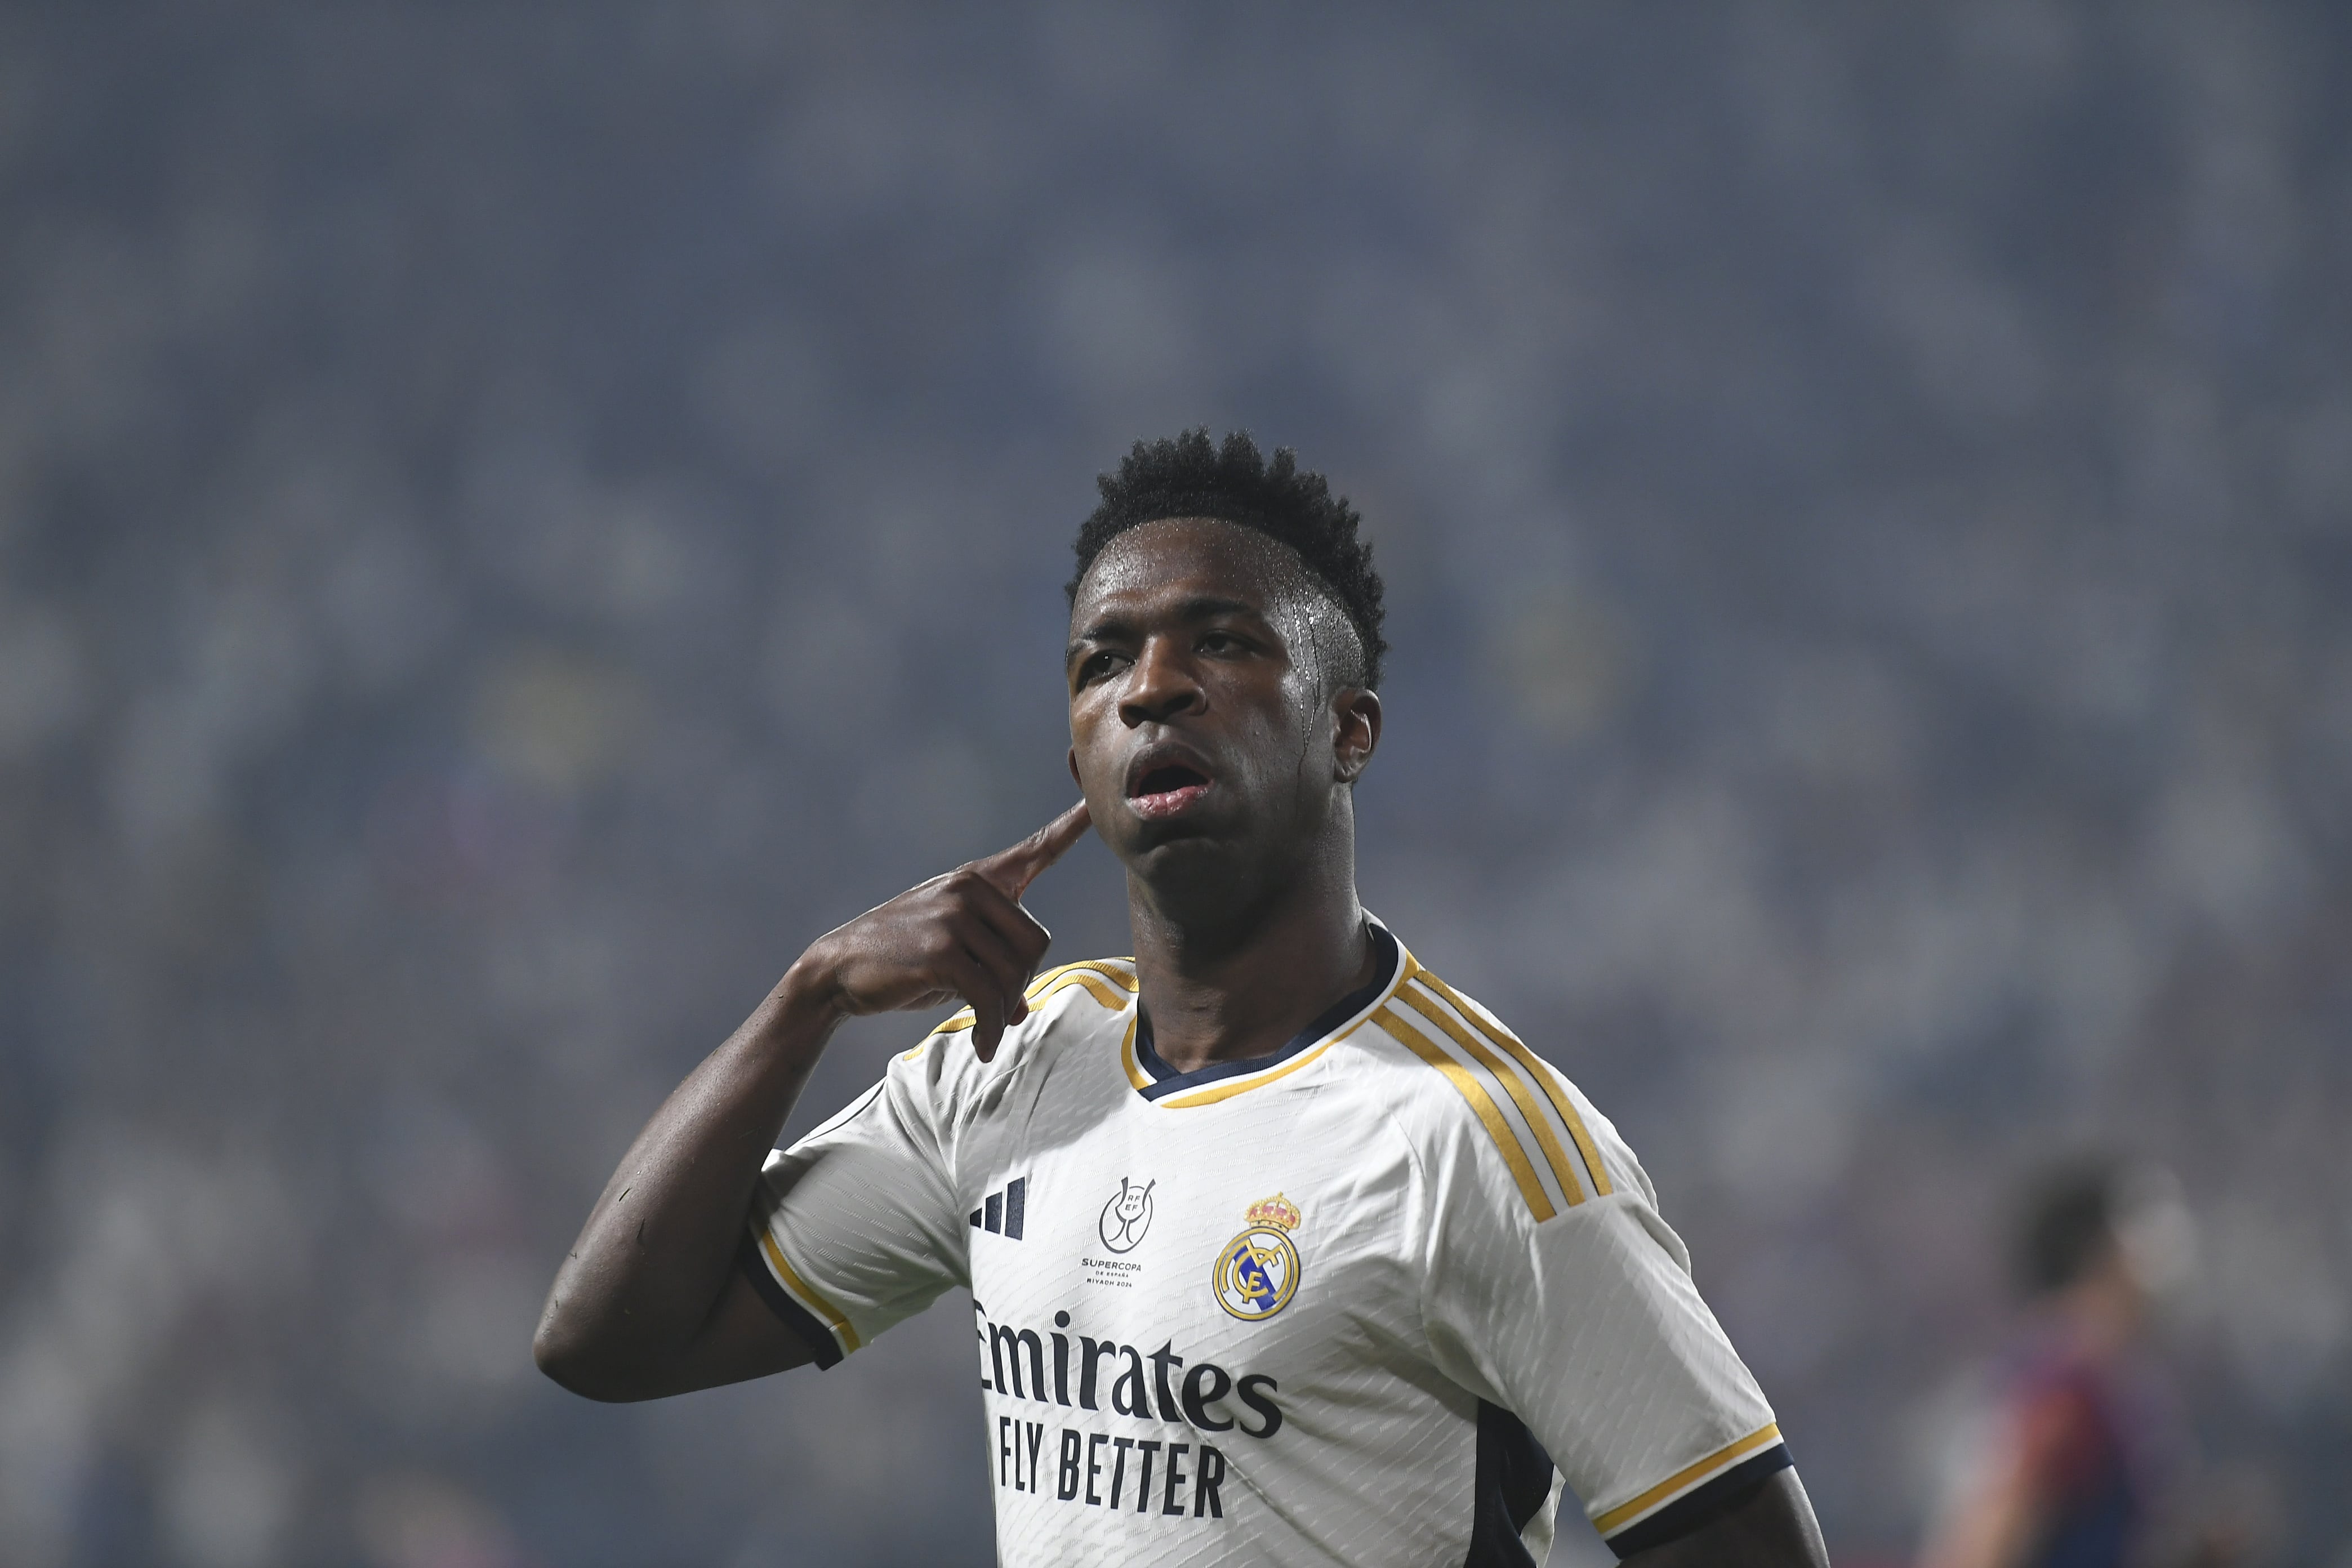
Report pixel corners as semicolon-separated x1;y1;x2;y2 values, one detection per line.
970;1176;1028;1239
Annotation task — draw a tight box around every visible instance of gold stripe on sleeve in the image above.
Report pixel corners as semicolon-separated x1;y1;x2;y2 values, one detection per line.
1025;959;1139;999
1032;970;1131;1014
755;1230;863;1355
1396;981;1585;1209
1415;969;1614;1199
1377;1005;1557;1222
902;962;1135;1059
901;1011;974;1060
1592;1423;1783;1536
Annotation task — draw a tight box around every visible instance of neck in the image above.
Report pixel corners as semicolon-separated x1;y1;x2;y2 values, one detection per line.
1125;832;1374;1076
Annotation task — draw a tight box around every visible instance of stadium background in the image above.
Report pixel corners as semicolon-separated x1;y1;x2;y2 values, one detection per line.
2;5;2348;1563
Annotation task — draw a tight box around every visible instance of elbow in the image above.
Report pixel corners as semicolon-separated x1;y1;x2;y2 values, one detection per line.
533;1302;645;1404
531;1320;599;1399
534;1340;644;1404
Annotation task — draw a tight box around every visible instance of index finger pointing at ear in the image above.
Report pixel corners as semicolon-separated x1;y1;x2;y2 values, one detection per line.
973;799;1092;899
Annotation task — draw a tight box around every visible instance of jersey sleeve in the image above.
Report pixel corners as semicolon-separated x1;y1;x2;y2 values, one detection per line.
1419;1080;1787;1558
740;1036;971;1367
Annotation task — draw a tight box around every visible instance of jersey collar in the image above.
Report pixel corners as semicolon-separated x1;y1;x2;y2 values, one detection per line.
1124;917;1405;1107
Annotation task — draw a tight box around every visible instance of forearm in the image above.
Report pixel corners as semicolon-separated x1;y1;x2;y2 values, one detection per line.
534;963;840;1397
533;801;1086;1402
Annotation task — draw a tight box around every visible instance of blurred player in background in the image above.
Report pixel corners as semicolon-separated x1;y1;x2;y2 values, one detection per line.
535;431;1830;1565
1918;1157;2245;1568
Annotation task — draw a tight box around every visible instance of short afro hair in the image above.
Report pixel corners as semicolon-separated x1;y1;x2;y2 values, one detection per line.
1068;430;1388;690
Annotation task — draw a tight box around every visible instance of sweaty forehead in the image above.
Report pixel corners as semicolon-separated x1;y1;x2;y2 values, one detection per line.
1071;516;1320;622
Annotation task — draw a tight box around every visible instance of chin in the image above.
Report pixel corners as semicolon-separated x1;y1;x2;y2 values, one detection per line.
1115;819;1235;873
1131;822;1289;901
1118;819;1223;865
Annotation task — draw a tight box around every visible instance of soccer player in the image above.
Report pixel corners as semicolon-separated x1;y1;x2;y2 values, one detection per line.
1918;1159;2236;1568
536;432;1830;1566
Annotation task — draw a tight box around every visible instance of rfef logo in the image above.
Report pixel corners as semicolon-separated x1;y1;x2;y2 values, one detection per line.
1098;1177;1155;1253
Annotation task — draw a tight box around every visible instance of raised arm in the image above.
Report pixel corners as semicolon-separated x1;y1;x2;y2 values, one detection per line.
532;801;1090;1402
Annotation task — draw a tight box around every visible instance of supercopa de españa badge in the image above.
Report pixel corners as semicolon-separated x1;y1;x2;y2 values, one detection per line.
1212;1193;1304;1321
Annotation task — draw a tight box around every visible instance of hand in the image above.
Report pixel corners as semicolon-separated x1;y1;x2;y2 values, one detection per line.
791;800;1092;1060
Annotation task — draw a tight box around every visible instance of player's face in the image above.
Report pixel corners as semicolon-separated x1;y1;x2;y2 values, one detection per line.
1064;518;1377;885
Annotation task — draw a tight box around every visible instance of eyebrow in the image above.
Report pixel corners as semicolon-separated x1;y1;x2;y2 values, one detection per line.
1065;595;1269;663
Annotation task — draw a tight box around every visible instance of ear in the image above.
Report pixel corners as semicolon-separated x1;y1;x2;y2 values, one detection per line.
1331;688;1382;783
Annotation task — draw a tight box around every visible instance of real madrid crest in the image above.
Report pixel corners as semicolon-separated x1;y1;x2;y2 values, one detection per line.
1212;1193;1304;1321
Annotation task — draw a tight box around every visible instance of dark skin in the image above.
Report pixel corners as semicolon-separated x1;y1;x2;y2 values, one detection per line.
534;515;1829;1567
1063;518;1383;1071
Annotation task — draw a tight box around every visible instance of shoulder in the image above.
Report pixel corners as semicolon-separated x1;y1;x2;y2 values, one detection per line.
1350;949;1629;1226
889;956;1139;1103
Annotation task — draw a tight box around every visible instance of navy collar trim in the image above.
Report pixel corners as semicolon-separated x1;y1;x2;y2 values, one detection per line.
1132;922;1399;1102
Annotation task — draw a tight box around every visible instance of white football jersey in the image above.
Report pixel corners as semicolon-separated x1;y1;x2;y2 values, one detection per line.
742;919;1788;1565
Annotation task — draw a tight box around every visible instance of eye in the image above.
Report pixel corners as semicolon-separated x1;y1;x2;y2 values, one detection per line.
1076;649;1129;685
1200;630;1245;655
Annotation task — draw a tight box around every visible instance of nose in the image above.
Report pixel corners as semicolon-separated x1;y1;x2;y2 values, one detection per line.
1118;634;1203;728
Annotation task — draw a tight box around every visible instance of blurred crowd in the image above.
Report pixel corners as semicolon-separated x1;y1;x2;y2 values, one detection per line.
2;4;2347;1565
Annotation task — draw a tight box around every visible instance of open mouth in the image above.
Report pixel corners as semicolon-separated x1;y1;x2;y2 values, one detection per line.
1126;760;1213;819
